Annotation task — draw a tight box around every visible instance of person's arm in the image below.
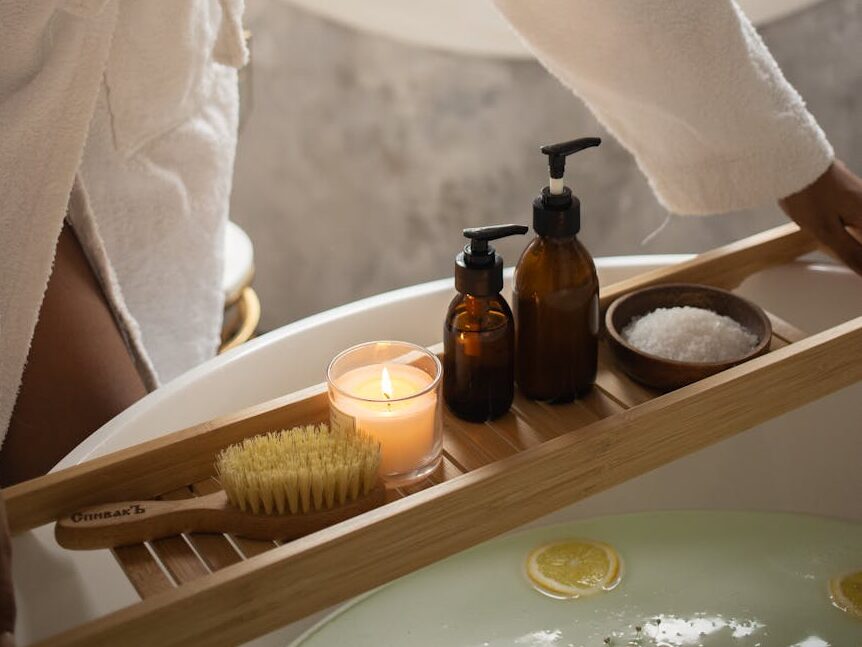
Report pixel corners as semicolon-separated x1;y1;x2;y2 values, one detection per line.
779;161;862;274
494;0;862;271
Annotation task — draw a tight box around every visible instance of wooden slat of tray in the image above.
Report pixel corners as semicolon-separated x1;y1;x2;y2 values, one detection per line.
446;415;519;462
148;489;211;585
491;407;559;451
510;397;596;442
576;387;625;419
191;479;278;559
383;488;403;504
399;457;462;496
428;455;465;485
441;432;491;473
114;482;264;596
178;484;243;572
595;345;659;408
112;544;174;599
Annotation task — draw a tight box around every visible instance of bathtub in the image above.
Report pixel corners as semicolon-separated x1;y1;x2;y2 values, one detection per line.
13;254;862;646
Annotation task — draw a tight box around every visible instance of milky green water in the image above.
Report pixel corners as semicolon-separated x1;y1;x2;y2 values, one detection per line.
294;511;862;647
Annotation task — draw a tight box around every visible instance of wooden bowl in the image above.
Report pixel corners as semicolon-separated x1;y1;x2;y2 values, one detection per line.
605;283;772;391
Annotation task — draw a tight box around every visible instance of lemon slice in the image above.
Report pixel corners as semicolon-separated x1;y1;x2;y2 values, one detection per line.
830;570;862;618
525;538;621;598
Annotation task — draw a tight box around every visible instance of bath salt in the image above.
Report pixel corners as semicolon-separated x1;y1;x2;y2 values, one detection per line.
621;306;757;363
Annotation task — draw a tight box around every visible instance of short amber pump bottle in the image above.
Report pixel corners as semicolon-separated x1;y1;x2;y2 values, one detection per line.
444;224;528;422
514;138;601;402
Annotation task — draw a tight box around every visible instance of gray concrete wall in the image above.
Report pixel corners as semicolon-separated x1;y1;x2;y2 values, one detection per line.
231;0;861;331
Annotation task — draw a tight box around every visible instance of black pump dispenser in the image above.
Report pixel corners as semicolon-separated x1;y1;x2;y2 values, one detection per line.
445;223;527;422
533;137;601;237
514;135;602;402
455;224;528;296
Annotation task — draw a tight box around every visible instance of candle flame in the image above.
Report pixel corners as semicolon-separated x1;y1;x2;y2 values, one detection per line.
381;366;393;400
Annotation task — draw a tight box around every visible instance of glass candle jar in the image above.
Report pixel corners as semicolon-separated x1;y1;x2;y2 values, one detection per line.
327;341;443;487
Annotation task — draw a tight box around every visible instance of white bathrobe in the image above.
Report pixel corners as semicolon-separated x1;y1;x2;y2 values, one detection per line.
0;0;833;444
0;0;246;440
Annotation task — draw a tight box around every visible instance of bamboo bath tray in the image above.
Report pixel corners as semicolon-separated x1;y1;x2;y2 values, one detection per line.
6;224;862;647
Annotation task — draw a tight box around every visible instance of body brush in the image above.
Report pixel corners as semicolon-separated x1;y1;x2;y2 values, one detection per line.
55;425;384;550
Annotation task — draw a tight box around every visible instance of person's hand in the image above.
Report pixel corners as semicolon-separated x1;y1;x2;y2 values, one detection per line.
779;160;862;275
0;495;14;647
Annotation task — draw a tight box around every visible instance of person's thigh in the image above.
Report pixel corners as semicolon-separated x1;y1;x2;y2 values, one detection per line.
0;224;147;486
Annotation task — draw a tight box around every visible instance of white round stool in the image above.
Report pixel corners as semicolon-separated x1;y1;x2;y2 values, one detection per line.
220;220;260;352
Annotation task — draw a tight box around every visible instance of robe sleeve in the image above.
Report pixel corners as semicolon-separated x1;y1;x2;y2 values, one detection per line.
494;0;833;215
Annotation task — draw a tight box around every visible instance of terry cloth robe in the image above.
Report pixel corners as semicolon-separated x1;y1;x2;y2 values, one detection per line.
493;0;833;214
0;0;246;441
0;0;832;445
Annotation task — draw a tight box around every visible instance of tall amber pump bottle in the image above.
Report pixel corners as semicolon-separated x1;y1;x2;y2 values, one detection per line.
444;224;528;422
514;138;601;402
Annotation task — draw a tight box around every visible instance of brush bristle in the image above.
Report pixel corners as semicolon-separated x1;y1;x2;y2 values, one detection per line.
215;424;381;515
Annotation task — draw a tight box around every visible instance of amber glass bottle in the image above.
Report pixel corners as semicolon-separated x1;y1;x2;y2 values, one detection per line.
444;225;527;422
514;231;599;401
513;137;601;402
444;293;515;422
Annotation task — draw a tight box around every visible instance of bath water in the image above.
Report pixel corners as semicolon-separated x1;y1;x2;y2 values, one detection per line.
293;511;862;647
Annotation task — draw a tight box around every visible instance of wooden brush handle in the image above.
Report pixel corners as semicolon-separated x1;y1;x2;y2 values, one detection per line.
55;486;386;550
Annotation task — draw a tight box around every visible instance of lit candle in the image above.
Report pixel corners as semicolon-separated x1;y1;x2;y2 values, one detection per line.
332;364;437;476
327;342;442;485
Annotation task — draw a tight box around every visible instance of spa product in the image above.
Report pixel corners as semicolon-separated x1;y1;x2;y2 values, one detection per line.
444;224;528;422
514;138;601;402
54;424;384;549
622;306;758;363
328;341;443;486
525;538;622;599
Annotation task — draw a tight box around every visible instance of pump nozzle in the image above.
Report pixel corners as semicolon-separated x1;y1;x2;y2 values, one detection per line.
463;224;529;258
532;136;601;237
455;224;528;296
541;137;601;194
